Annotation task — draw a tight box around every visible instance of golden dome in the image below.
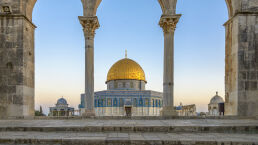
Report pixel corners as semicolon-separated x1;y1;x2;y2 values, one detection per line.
107;58;147;83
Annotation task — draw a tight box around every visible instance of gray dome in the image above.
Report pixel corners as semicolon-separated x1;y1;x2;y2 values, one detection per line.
210;92;224;104
57;98;68;105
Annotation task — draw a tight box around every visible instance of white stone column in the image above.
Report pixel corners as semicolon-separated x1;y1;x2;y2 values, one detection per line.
159;15;181;116
79;16;100;116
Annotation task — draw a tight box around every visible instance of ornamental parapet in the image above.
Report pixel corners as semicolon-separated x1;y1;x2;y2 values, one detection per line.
79;16;100;37
159;14;181;34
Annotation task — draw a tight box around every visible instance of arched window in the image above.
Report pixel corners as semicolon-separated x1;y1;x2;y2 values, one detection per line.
119;98;124;107
130;82;134;88
103;99;106;107
133;98;137;107
98;99;101;107
113;98;118;107
101;99;104;107
114;82;118;88
6;62;13;70
107;98;112;107
145;98;149;107
94;99;97;107
139;98;143;107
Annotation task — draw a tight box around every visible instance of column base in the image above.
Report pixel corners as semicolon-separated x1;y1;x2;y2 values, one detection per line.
80;109;95;117
161;106;177;117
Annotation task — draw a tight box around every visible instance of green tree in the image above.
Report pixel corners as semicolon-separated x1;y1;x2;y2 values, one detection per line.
35;106;46;116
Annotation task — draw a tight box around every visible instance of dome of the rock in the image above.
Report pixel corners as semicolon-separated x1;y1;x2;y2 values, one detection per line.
106;58;146;83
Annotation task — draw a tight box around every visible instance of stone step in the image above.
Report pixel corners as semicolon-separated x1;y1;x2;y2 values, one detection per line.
0;132;258;145
1;125;258;134
0;119;257;133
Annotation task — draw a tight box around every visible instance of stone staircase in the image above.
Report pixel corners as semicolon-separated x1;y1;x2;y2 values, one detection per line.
0;118;257;145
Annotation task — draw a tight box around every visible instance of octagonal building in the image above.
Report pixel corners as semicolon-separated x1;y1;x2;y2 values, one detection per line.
79;55;163;116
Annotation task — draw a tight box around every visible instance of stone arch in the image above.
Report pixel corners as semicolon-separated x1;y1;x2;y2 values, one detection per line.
158;0;177;15
81;0;102;16
225;0;234;18
24;0;37;20
0;0;257;118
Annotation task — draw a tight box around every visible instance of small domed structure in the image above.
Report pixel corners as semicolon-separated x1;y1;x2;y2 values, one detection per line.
208;92;224;116
209;92;224;104
49;97;74;117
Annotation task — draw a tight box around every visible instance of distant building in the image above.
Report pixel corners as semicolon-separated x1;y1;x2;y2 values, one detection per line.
208;92;224;116
49;97;74;117
175;103;197;116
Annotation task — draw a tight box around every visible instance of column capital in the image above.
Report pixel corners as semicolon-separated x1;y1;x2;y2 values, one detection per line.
159;14;181;34
79;16;100;37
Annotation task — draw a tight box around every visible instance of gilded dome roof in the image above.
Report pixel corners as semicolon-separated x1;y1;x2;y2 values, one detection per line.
107;58;146;83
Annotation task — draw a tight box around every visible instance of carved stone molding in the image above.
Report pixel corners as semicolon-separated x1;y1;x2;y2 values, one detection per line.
79;16;100;37
159;14;181;34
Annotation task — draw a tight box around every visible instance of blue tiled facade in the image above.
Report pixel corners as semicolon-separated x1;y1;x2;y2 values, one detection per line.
79;90;163;108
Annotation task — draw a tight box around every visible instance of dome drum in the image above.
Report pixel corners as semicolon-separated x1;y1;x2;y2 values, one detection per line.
107;80;146;91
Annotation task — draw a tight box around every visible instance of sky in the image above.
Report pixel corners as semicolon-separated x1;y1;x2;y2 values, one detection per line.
33;0;228;115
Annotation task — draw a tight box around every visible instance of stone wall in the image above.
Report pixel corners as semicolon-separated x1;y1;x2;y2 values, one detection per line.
0;0;36;118
225;0;258;116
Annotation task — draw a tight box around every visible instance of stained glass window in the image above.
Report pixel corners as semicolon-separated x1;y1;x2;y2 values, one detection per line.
133;98;137;107
145;98;149;107
119;98;124;107
113;98;118;107
107;98;112;107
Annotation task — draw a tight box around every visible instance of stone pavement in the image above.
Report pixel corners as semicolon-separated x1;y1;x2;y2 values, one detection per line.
0;132;258;145
1;118;258;127
0;118;258;144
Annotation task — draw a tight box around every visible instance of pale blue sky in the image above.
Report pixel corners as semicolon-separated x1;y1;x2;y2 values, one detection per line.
33;0;228;114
